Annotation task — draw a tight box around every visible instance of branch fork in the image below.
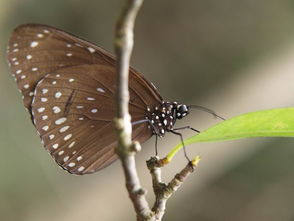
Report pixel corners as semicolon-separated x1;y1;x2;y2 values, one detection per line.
147;156;200;220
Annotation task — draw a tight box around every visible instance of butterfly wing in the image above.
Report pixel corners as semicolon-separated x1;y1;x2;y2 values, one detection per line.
6;24;105;112
7;23;162;115
7;24;162;174
32;64;153;174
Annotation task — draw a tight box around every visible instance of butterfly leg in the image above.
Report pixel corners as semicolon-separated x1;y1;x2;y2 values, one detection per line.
173;126;200;133
132;119;160;156
149;121;160;156
135;119;160;156
170;130;191;162
155;134;158;156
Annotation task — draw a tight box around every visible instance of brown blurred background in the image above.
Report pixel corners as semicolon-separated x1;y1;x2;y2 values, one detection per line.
1;0;294;220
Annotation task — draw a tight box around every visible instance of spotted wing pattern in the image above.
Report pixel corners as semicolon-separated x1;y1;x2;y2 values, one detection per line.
7;24;162;174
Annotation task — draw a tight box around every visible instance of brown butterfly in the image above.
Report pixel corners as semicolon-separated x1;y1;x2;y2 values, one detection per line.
7;24;222;175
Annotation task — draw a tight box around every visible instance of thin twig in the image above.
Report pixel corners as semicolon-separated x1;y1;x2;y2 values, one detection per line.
114;0;153;220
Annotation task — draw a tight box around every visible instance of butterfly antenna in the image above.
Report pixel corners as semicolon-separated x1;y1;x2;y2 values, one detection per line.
189;105;226;120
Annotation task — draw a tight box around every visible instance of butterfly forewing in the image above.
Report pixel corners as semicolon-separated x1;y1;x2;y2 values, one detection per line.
7;24;162;174
7;24;113;111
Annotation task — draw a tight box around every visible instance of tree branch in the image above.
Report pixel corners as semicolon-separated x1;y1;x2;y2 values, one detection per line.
147;156;201;221
114;0;153;220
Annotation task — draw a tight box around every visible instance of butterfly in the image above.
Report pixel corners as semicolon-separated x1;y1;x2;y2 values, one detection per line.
7;24;222;175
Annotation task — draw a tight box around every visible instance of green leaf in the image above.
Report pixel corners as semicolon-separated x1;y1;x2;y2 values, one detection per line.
166;107;294;162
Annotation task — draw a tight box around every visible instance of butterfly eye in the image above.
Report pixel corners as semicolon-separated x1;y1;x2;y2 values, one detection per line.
175;105;189;119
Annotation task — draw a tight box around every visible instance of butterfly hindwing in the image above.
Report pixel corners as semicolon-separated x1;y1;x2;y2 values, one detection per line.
31;64;153;174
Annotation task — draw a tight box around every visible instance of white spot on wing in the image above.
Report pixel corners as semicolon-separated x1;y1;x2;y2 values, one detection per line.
55;92;62;98
30;41;39;48
59;126;70;133
97;88;105;93
42;125;49;131
55;117;67;125
75;43;82;47
52;106;61;114
64;134;72;141
38;107;45;113
68;141;75;148
68;162;75;167
78;166;85;172
87;47;95;53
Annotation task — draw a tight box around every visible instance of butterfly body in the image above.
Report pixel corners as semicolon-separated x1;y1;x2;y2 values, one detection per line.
146;102;190;137
7;24;190;175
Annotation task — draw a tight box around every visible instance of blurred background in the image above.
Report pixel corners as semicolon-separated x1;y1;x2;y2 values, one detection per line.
1;0;294;220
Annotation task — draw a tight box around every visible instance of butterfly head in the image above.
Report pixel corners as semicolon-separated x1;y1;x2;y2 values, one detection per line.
175;103;190;119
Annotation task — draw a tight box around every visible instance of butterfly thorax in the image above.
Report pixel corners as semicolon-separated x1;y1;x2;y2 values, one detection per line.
146;101;190;137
